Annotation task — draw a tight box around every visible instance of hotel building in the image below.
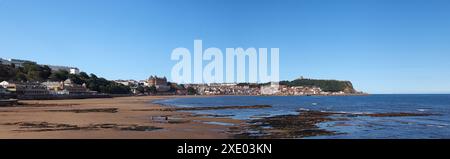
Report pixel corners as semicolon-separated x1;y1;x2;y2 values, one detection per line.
0;58;80;74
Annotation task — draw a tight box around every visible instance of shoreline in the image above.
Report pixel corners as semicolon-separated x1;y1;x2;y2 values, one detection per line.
153;96;437;139
0;95;439;139
233;110;436;139
0;96;244;139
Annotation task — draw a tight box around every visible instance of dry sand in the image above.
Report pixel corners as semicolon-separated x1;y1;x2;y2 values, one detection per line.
0;96;243;139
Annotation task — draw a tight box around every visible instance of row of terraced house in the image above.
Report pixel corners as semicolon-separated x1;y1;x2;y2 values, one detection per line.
0;79;102;100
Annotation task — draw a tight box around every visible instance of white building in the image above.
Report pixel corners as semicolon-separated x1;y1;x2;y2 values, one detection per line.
1;58;80;74
42;81;63;91
0;58;36;67
114;80;138;87
208;83;237;87
260;82;280;95
0;81;9;88
139;80;149;86
47;65;80;74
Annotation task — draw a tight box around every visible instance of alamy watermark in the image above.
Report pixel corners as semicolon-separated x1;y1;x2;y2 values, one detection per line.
170;40;280;94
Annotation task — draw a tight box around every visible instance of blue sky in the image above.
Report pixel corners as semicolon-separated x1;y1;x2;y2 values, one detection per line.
1;0;450;94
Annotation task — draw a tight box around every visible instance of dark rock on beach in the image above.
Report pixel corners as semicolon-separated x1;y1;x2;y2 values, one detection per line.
46;108;119;113
232;109;437;139
2;122;162;132
234;110;339;139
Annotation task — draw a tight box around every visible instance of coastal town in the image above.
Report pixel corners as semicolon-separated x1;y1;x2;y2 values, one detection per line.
0;58;364;106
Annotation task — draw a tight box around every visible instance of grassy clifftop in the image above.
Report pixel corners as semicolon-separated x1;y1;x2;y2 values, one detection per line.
280;79;357;93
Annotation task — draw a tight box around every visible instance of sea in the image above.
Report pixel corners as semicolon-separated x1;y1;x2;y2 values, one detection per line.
154;94;450;139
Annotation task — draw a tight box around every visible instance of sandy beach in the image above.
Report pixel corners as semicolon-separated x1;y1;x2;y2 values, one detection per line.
0;96;243;139
0;95;439;139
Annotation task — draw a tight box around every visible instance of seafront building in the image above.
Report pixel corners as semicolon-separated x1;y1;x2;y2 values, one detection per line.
261;82;280;95
0;87;16;101
0;87;9;97
47;65;80;74
1;82;50;96
41;79;90;95
1;79;92;99
190;84;260;96
186;82;348;96
60;79;90;95
0;58;34;67
113;80;139;87
0;56;355;97
0;88;17;105
0;58;80;74
139;80;149;87
279;85;323;95
113;80;141;94
148;76;170;92
114;77;173;94
0;81;9;88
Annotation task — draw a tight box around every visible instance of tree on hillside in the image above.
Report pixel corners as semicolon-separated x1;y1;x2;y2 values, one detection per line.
49;70;69;81
0;62;132;94
20;62;51;81
136;86;145;94
187;87;197;95
79;72;90;81
280;79;354;92
0;64;17;81
68;74;84;84
148;85;157;94
40;65;52;80
81;73;131;94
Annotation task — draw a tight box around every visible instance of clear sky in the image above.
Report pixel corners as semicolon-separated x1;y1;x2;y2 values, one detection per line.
1;0;450;94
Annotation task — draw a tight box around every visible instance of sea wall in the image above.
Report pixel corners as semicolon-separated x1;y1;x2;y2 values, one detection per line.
17;94;112;100
0;99;18;106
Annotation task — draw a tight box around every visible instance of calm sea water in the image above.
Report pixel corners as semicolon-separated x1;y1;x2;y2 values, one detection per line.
154;95;450;139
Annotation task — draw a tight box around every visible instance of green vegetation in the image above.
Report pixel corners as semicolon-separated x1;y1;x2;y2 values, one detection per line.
280;78;356;93
0;62;52;82
135;85;157;94
237;83;261;88
0;62;130;94
61;72;130;94
187;87;197;95
49;70;69;81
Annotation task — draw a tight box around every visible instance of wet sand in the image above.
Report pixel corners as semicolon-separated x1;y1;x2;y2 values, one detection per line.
0;96;244;139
